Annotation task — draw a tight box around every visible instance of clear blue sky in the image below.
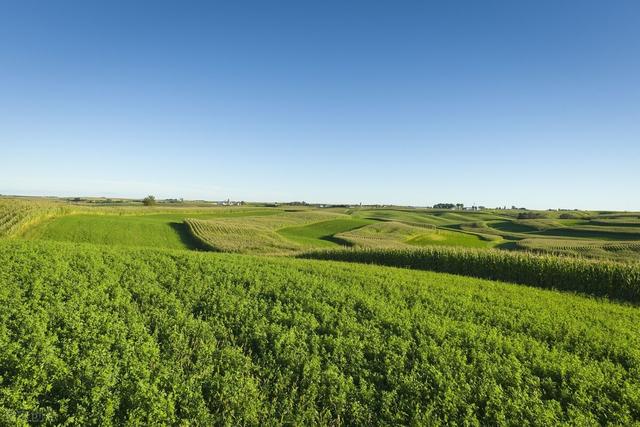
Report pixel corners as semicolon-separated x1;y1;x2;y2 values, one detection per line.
1;1;639;209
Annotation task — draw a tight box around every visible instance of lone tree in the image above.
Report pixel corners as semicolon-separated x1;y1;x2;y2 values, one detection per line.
142;195;156;206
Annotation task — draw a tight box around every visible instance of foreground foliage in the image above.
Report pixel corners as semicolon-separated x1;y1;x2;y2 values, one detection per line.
1;239;639;425
300;247;640;303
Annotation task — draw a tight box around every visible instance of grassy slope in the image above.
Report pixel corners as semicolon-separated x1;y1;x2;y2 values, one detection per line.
21;210;281;250
352;209;507;227
277;218;375;248
1;239;639;425
335;221;424;249
407;229;496;248
352;209;446;226
22;214;198;249
274;211;504;251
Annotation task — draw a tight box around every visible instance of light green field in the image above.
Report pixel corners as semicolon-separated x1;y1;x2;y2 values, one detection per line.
21;209;282;250
407;229;496;248
22;214;202;249
277;218;375;248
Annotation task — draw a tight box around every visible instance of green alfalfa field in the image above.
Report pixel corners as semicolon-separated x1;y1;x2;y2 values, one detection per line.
1;197;640;425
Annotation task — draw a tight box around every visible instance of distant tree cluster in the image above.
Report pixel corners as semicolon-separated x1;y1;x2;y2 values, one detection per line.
433;203;463;209
67;197;127;205
517;212;546;220
142;195;156;206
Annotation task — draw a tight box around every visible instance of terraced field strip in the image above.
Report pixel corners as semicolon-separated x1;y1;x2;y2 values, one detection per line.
0;198;73;237
591;219;640;227
406;228;498;248
21;208;286;250
517;238;640;251
185;219;302;254
353;209;447;226
537;225;640;240
22;214;202;249
515;238;640;261
277;218;376;248
183;210;352;254
335;221;425;249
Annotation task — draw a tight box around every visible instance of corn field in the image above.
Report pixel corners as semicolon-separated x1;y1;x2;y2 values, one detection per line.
0;199;72;238
300;246;640;303
185;218;302;254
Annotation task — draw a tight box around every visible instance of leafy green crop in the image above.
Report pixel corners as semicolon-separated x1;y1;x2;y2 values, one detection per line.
1;239;640;425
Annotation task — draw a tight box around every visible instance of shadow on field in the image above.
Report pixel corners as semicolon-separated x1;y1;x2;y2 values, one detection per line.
320;235;355;247
169;222;209;251
537;228;640;240
495;241;520;250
